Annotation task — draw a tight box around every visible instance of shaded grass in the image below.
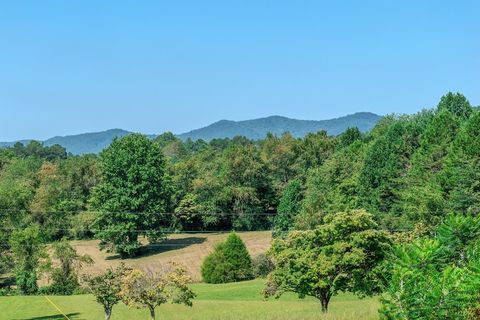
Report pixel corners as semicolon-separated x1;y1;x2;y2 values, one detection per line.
0;279;379;320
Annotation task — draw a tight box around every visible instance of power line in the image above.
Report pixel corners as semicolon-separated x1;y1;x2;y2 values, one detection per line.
0;228;249;233
0;209;276;216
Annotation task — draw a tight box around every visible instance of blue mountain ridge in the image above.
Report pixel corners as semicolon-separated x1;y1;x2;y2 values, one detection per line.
0;112;381;155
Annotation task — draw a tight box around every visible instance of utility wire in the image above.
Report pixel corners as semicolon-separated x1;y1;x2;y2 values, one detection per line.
0;209;275;216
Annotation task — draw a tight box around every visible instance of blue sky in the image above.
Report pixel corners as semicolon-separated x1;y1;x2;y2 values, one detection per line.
1;1;479;141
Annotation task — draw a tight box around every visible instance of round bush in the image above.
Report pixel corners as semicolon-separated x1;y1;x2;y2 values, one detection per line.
201;233;253;283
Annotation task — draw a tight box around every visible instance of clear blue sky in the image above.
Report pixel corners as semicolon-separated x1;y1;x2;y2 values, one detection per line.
1;1;479;141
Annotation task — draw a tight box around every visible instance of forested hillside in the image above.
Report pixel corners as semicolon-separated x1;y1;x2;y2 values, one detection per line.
0;129;133;155
177;112;381;141
0;93;477;244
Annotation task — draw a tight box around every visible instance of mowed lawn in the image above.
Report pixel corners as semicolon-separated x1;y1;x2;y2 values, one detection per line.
1;232;380;319
0;279;379;320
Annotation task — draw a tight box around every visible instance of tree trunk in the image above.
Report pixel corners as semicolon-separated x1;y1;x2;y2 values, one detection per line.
149;306;156;320
320;293;330;313
104;306;112;320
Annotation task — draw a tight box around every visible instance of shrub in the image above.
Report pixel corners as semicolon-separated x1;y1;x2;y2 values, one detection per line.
0;287;19;296
37;285;55;295
201;233;254;283
9;225;46;295
252;253;274;278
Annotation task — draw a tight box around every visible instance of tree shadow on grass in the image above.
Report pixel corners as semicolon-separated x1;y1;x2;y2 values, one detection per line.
106;236;207;260
15;313;83;320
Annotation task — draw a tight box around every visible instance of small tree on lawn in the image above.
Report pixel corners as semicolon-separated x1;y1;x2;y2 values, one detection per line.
84;264;130;320
120;262;195;320
201;233;253;283
265;209;390;313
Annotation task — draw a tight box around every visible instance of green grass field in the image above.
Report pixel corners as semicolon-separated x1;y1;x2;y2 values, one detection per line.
0;279;379;320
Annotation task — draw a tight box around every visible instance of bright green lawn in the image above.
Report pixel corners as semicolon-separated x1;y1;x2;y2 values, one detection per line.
0;279;379;320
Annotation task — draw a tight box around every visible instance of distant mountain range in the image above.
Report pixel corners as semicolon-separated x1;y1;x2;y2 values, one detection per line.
0;112;381;155
178;112;381;141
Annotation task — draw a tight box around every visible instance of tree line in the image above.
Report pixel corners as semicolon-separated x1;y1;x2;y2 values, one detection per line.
0;92;478;256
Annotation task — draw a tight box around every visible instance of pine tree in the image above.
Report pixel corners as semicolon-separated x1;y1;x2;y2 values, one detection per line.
201;233;253;283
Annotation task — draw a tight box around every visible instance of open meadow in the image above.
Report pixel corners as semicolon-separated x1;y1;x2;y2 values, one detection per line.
68;231;272;282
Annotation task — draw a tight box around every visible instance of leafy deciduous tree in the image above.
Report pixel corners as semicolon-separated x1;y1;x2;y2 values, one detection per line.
91;134;172;258
9;225;47;294
266;210;390;313
121;263;195;320
273;179;302;236
84;264;130;320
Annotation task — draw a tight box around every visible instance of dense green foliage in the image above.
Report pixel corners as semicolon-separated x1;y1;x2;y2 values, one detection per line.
265;210;390;312
380;215;480;319
9;226;46;294
273;179;302;236
201;233;253;283
91;134;172;257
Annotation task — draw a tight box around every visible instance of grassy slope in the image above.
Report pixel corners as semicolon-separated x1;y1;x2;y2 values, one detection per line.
0;279;380;320
69;231;272;282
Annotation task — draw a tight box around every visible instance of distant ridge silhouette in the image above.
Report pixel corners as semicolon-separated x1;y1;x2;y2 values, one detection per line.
0;112;381;155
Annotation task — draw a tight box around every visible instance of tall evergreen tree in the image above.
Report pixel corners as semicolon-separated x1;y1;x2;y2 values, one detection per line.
359;118;423;227
436;92;473;120
273;179;302;236
442;111;480;215
399;110;459;226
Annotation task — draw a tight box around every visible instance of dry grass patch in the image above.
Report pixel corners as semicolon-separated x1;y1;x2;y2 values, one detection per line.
70;231;271;282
